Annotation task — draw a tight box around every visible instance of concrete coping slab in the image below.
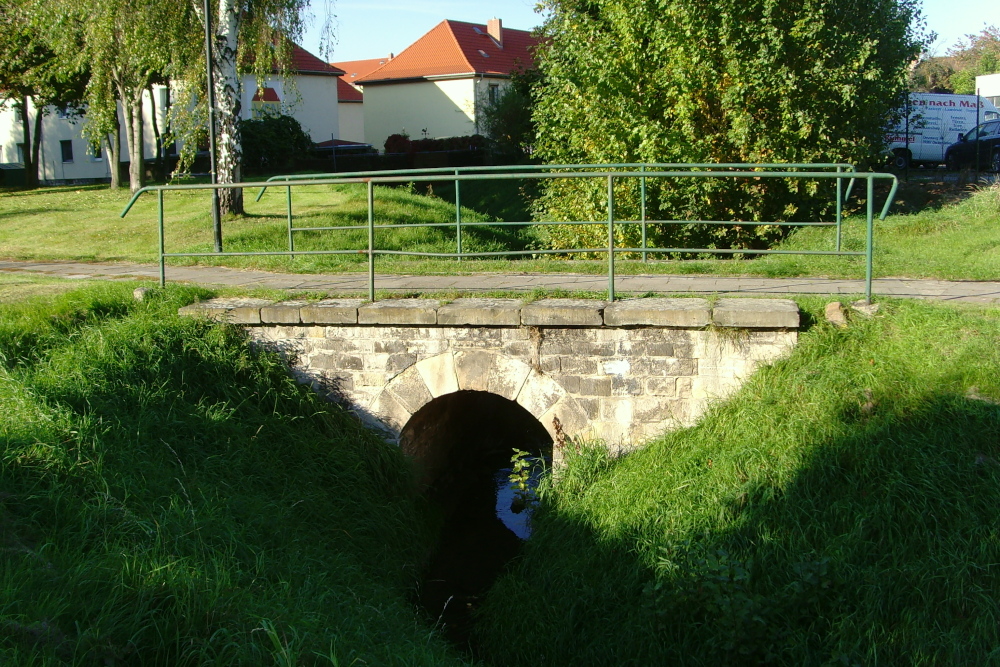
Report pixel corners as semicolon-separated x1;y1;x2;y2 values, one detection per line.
358;299;440;325
299;298;367;325
260;300;310;325
604;297;711;327
712;298;800;328
437;298;523;326
521;298;607;327
177;297;272;324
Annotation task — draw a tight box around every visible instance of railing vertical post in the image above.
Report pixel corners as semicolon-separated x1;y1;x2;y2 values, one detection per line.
158;189;165;287
607;173;616;302
455;170;462;261
865;176;874;304
286;185;294;253
367;180;376;302
640;165;648;263
835;166;843;252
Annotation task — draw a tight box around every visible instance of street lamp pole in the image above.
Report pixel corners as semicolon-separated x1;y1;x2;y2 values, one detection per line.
203;0;223;252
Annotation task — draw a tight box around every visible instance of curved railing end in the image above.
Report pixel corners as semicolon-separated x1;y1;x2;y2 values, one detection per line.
120;186;156;218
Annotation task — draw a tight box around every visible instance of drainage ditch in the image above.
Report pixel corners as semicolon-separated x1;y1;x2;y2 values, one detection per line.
399;390;552;652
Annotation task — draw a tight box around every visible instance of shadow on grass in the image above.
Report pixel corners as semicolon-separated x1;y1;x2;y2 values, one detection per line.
0;304;458;664
475;394;1000;666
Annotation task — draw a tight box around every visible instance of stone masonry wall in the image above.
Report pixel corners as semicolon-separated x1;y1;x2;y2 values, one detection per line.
179;297;800;453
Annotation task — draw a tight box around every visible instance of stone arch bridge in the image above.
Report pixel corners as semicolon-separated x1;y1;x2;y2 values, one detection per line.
180;297;800;454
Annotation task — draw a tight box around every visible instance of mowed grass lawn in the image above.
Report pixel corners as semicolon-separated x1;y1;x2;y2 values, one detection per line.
1;177;998;280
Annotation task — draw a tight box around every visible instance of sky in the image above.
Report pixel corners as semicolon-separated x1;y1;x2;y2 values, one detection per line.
301;0;998;64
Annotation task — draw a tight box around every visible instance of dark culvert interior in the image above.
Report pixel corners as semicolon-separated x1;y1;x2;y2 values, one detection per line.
399;390;552;652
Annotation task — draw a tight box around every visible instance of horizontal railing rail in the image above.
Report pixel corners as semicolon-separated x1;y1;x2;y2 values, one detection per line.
120;164;896;303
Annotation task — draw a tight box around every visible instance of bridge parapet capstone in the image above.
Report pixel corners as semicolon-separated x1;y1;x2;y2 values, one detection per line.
179;297;799;453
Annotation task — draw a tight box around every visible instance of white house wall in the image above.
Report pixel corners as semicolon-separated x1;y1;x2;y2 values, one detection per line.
0;86;171;184
363;78;478;150
362;76;512;151
338;102;364;144
241;74;339;143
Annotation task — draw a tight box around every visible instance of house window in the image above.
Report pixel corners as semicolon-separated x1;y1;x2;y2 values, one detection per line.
60;140;74;163
16;143;26;163
488;83;500;105
90;144;103;161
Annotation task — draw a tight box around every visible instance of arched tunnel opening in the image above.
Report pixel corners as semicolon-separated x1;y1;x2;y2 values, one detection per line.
399;389;553;651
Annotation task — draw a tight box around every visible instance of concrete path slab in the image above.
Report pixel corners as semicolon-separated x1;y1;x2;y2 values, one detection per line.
2;259;999;304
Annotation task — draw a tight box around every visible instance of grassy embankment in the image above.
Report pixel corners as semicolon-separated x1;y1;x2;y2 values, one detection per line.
0;281;466;665
1;178;998;280
476;297;1000;665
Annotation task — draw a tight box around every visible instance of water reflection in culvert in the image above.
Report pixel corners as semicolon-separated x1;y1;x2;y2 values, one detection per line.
399;391;552;653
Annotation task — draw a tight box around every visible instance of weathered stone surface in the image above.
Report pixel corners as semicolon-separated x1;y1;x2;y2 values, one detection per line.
133;287;154;302
516;370;566;417
605;298;711;327
521;299;606;326
358;299;439;325
486;355;532;400
385;366;433;414
242;306;800;457
261;300;308;325
178;298;271;324
300;299;365;324
437;298;522;326
712;298;800;328
416;353;460;397
824;302;848;327
851;300;880;318
455;350;494;391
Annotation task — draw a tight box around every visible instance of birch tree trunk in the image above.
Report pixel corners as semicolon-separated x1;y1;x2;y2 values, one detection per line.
106;119;122;189
119;85;146;193
30;101;42;187
147;84;165;181
213;0;244;215
17;96;38;189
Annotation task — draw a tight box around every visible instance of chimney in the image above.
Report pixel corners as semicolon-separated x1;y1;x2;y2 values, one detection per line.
487;18;503;48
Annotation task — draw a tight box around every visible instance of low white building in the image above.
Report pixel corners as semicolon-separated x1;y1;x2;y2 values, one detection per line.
0;43;343;184
355;19;537;151
330;57;394;145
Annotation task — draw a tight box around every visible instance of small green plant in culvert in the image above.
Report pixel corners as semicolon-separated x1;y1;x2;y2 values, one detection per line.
0;283;466;665
475;298;1000;665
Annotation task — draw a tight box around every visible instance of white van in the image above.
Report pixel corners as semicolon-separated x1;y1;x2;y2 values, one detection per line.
885;93;1000;169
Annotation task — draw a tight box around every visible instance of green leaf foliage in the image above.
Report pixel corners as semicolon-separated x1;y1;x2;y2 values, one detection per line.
532;0;926;254
238;113;313;175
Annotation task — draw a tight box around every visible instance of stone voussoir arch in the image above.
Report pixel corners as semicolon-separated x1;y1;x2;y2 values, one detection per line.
369;350;589;445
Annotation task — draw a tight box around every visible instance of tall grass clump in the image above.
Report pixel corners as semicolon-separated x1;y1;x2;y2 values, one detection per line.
0;283;464;665
477;298;1000;665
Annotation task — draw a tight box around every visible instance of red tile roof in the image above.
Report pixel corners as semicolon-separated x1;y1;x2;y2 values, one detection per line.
333;57;394;84
290;44;344;76
355;20;537;84
251;87;281;102
336;77;363;102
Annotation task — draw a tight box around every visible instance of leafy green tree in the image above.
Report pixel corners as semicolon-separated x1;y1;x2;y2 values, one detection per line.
239;113;313;175
480;69;542;160
0;0;87;188
910;56;956;93
192;1;333;215
531;0;926;254
948;27;1000;95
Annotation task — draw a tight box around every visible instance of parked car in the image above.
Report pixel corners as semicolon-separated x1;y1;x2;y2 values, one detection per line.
944;120;1000;172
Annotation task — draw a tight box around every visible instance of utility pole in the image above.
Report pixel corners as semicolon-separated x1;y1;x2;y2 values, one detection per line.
203;0;223;252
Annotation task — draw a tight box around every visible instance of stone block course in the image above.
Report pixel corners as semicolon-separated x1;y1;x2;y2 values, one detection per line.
521;298;606;326
604;297;711;327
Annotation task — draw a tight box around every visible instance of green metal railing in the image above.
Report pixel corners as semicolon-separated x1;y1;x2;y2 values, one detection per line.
121;163;896;303
255;162;859;261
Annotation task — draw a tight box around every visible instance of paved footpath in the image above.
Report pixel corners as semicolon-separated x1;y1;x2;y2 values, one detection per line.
2;259;1000;304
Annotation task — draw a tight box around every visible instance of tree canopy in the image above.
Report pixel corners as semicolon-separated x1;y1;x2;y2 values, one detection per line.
948;27;1000;95
531;0;926;253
